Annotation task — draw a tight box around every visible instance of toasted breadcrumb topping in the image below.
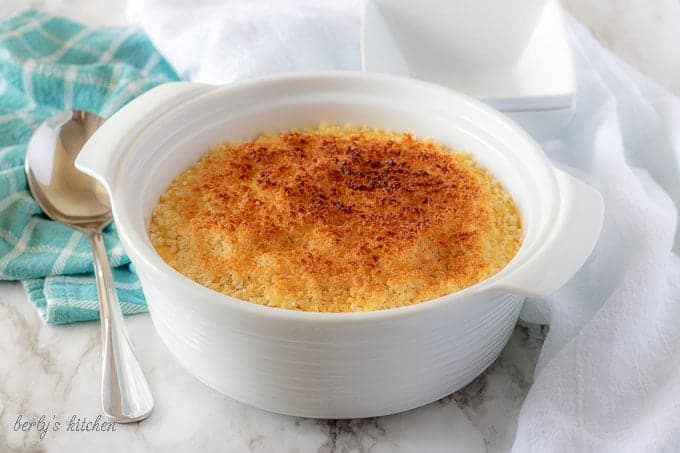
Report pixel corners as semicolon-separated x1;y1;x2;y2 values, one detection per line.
149;125;522;312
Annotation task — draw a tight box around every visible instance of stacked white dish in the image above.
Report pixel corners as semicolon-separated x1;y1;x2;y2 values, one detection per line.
361;0;575;139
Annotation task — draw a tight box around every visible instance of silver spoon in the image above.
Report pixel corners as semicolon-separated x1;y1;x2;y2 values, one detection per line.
25;110;153;423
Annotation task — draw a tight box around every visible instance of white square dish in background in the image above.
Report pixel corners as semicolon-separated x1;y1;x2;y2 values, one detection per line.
361;0;576;139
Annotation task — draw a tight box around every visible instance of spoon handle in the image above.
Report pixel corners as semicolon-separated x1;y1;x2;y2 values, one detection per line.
89;230;154;423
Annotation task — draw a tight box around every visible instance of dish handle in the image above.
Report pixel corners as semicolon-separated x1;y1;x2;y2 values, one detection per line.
497;168;604;299
75;82;210;189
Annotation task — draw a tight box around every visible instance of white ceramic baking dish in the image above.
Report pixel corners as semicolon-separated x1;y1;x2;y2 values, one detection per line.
75;72;603;419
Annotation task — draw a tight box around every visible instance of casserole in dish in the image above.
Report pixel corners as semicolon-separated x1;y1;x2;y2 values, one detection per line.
76;72;603;418
148;125;523;312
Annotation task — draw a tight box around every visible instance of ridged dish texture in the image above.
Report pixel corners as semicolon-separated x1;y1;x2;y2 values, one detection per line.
149;125;522;312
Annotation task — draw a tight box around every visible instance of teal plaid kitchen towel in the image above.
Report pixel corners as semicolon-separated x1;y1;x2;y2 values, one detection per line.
0;10;179;324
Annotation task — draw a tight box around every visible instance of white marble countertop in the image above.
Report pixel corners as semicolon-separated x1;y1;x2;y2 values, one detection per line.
1;1;678;452
0;280;546;452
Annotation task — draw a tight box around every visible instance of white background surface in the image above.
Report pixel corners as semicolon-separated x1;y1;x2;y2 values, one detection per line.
0;1;679;452
562;0;680;95
3;0;679;95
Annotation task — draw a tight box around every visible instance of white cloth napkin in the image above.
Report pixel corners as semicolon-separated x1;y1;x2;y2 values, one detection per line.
131;1;680;451
127;0;364;83
513;18;680;453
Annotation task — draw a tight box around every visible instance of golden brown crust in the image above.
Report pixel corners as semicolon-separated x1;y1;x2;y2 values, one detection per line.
149;125;522;312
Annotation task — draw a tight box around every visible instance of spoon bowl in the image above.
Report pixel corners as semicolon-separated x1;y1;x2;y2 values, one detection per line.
26;111;110;229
